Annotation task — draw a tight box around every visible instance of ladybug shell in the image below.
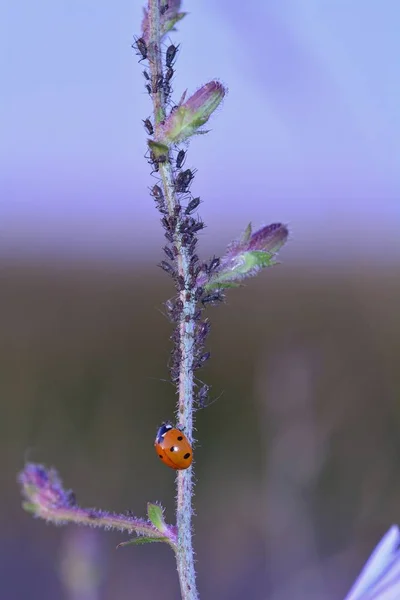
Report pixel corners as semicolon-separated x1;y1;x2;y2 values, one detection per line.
154;423;193;470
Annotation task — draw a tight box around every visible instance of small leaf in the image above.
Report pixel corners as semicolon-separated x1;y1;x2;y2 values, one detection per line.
117;536;169;549
240;223;252;244
147;503;168;534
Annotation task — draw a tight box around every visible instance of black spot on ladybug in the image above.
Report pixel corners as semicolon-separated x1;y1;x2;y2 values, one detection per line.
177;435;183;441
170;446;176;452
159;454;163;458
184;453;191;460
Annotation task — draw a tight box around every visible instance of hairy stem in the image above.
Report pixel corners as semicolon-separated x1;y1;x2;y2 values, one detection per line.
147;1;198;598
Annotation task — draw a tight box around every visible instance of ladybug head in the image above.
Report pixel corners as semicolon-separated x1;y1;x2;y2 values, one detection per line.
155;422;173;443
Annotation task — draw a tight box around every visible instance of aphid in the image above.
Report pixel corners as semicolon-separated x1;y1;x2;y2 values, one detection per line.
170;327;180;344
197;319;211;344
160;2;169;15
189;263;201;280
143;118;154;135
146;84;152;95
133;37;148;62
177;275;186;291
165;298;174;316
176;150;186;169
164;84;171;98
143;70;150;80
66;490;77;507
156;153;167;165
165;299;183;321
207;256;220;274
159;260;177;278
170;366;180;382
202;291;224;306
166;44;179;68
194;287;204;301
187;220;204;234
152;74;164;94
175;299;184;312
188;237;197;254
179;217;195;234
151;184;164;201
197;384;210;408
185;197;200;215
174;204;182;217
171;345;182;366
154;423;192;470
194;352;211;370
165;67;174;83
175;169;194;193
148;150;156;165
181;233;193;247
161;215;177;231
149;151;167;173
163;245;175;261
165;231;174;243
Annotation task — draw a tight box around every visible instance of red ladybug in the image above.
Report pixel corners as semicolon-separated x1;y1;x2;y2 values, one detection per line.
154;423;193;470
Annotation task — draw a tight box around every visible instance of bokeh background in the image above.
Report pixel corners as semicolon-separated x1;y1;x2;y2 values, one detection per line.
1;1;400;599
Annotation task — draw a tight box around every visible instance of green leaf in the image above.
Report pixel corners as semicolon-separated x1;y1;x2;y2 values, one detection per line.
148;140;169;159
22;502;37;514
161;12;187;37
147;503;167;534
205;281;241;292
117;536;169;549
244;250;276;269
207;251;276;289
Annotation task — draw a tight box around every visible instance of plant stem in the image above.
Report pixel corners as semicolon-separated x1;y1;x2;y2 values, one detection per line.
147;1;198;597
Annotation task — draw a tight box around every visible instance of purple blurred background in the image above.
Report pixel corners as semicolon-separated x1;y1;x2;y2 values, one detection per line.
1;2;400;600
1;0;399;263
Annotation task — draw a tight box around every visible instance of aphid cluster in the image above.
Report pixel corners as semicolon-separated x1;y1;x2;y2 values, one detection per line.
132;33;224;412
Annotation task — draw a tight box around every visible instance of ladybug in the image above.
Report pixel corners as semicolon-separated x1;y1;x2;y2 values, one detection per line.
154;423;193;470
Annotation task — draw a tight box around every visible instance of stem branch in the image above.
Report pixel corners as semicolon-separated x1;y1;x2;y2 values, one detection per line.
147;1;198;597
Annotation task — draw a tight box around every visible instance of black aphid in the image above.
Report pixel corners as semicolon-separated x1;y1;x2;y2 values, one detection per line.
152;74;164;94
201;291;224;306
143;118;154;135
185;197;200;215
176;150;186;169
166;44;179;68
197;384;210;408
133;37;147;62
175;169;194;193
163;246;175;261
165;67;174;83
194;352;211;370
159;261;177;278
194;287;204;301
